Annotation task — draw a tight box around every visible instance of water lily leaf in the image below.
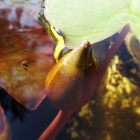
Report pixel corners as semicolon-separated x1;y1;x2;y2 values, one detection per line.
125;32;140;68
0;116;12;140
44;0;140;48
0;2;54;109
0;104;5;134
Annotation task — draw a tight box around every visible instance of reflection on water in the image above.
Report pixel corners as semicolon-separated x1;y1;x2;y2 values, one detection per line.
62;37;140;140
0;86;58;140
0;87;28;122
0;0;41;19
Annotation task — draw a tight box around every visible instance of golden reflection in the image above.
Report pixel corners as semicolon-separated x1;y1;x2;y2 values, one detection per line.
134;107;140;115
103;55;139;108
78;103;94;120
65;38;140;140
106;134;111;140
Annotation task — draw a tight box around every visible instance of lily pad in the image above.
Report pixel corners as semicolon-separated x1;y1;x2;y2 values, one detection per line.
0;104;4;134
0;117;12;140
0;2;54;109
44;0;140;48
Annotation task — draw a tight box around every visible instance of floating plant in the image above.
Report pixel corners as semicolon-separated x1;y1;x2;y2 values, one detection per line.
1;0;140;140
0;104;5;134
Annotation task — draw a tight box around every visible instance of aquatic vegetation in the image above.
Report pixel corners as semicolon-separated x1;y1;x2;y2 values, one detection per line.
44;0;140;48
65;44;140;140
125;32;140;70
39;1;130;138
0;102;11;139
0;104;4;134
0;0;140;140
0;117;11;140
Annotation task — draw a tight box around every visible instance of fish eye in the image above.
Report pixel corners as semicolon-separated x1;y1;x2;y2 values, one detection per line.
53;27;64;37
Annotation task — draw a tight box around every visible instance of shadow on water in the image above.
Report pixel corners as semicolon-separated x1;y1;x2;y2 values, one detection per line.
0;87;28;123
0;85;59;140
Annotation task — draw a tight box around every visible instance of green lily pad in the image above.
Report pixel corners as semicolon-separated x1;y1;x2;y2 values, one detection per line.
44;0;140;48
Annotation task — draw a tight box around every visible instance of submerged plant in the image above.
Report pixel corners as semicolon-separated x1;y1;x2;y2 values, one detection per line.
0;0;140;140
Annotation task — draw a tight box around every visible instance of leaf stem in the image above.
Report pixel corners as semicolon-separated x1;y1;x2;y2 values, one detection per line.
30;0;40;16
96;24;130;82
38;24;130;140
38;110;74;140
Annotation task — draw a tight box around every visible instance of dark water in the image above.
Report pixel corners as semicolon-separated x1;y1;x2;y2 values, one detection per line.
1;88;59;140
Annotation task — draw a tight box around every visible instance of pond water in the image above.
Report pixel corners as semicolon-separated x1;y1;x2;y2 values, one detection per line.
0;0;140;140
